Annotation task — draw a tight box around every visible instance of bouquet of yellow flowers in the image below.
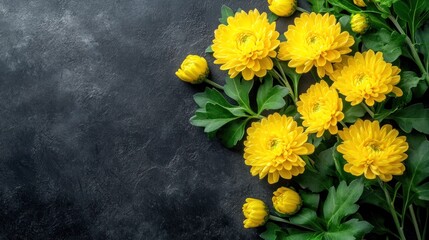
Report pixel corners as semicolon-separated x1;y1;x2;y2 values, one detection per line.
176;0;429;239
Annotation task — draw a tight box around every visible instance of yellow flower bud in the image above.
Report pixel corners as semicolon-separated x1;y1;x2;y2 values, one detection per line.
350;13;370;34
272;187;302;215
353;0;366;7
242;198;269;228
175;55;209;84
267;0;297;17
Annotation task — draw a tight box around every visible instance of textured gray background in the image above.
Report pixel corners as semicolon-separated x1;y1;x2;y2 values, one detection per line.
0;0;308;239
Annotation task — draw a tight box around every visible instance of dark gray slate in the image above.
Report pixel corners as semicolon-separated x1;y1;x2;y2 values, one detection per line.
0;0;309;239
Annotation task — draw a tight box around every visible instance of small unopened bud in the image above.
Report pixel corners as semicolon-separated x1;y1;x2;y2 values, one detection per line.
267;0;297;17
175;55;209;84
353;0;366;7
272;187;302;215
350;13;370;34
242;198;269;228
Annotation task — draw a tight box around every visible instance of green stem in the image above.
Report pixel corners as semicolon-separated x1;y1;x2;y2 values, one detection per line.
409;205;422;240
333;139;346;181
423;209;428;239
379;180;407;240
248;115;264;120
361;103;375;118
275;60;297;103
388;15;429;84
272;67;297;105
339;121;347;128
296;7;309;13
204;79;224;90
269;215;315;231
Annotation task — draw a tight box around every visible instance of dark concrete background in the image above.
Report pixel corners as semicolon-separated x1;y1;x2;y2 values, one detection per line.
0;0;308;239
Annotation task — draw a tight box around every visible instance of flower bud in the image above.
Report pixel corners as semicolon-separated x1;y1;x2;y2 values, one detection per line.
242;198;269;228
267;0;297;17
272;187;302;215
353;0;366;7
175;55;209;84
350;13;369;34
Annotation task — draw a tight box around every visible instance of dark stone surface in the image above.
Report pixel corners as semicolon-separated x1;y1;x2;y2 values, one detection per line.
0;1;309;239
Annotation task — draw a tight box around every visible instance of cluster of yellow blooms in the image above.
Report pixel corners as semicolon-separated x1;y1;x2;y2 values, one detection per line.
242;187;301;228
176;0;410;229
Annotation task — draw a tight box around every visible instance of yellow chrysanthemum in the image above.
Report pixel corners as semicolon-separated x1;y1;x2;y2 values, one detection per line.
353;0;367;7
297;80;344;137
350;13;369;34
272;187;302;215
268;0;297;17
337;119;409;182
332;50;403;106
212;9;280;80
175;55;209;84
242;198;269;228
278;13;354;77
244;113;315;184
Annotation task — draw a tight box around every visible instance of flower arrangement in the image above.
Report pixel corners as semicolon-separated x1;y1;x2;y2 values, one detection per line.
176;0;429;239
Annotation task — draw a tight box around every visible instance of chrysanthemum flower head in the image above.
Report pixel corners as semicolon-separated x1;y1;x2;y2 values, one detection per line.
297;80;344;137
332;50;403;106
244;113;315;184
212;9;280;80
272;187;302;215
242;198;269;228
278;13;354;77
337;119;409;182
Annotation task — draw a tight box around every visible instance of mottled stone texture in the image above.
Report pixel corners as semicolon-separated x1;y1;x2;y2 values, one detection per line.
0;0;308;239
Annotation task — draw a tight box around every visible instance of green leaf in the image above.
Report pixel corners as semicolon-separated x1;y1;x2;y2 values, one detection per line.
393;1;411;22
323;219;373;240
316;147;336;177
190;103;242;132
366;13;392;31
323;179;364;227
268;12;279;23
219;5;234;25
415;182;429;201
256;76;289;114
224;77;254;113
374;0;398;8
282;232;323;240
301;192;320;210
205;45;213;53
413;80;428;98
360;187;390;212
362;28;406;62
416;23;429;69
374;106;398;122
260;222;283;240
218;118;248;148
342;101;366;123
290;209;324;231
193;87;232;109
308;0;326;13
404;0;429;41
400;135;429;204
389;103;429;134
295;169;333;193
392;71;422;108
327;0;361;13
